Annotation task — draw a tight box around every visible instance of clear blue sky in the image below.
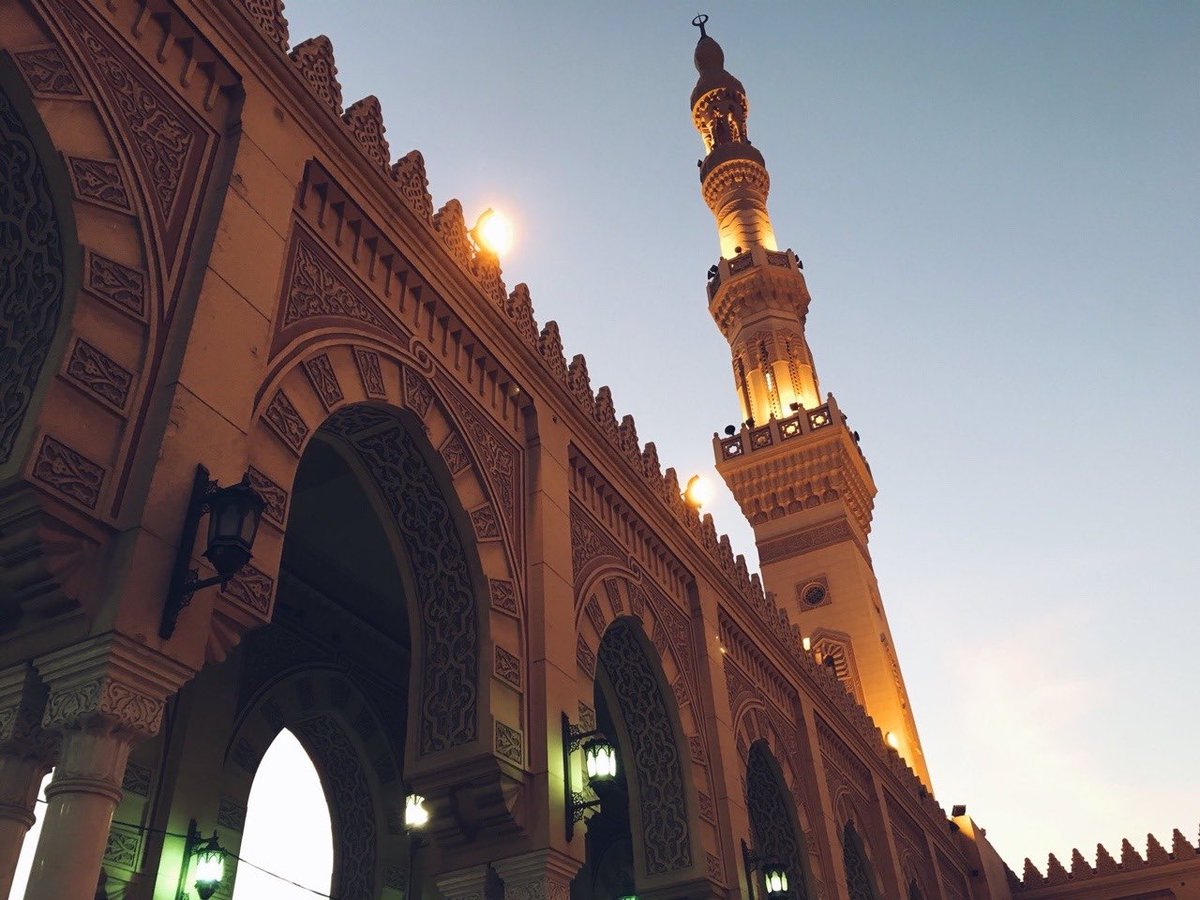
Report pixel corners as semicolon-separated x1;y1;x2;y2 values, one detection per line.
275;0;1199;875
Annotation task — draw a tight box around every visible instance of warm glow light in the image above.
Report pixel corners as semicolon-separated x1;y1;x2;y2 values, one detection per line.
885;731;899;750
473;208;513;256
763;865;789;896
192;841;225;900
405;793;430;829
802;636;811;652
684;474;714;508
584;739;618;782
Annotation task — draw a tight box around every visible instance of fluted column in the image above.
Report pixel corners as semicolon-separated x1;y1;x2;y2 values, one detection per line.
23;635;192;900
493;849;580;900
0;666;55;899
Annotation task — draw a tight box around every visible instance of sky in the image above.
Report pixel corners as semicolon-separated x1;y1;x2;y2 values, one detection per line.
10;3;1198;897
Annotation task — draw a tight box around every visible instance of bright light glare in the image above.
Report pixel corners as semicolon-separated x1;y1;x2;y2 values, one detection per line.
474;208;513;256
405;793;430;829
885;731;900;750
584;741;618;781
763;866;789;896
684;474;713;508
194;848;225;886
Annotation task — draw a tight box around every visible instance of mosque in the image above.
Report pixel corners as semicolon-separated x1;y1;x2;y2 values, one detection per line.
0;1;1195;897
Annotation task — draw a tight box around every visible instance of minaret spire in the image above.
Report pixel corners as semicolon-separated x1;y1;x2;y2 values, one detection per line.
694;21;933;790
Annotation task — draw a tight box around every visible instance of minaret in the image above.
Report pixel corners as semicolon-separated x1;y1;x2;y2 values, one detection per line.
692;18;932;789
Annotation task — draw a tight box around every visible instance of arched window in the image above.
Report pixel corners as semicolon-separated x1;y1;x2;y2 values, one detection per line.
842;822;879;900
232;729;333;898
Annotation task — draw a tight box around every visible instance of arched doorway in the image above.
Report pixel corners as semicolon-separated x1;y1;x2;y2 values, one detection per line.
841;822;880;900
745;741;813;899
232;729;333;898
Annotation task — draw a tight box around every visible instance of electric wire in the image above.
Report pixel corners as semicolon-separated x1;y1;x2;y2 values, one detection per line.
32;796;338;898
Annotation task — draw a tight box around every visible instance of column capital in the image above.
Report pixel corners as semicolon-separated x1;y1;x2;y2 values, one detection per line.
434;863;491;900
493;849;581;900
36;634;194;740
0;664;55;760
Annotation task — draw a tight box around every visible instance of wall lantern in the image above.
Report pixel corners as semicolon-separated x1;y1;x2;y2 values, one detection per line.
160;464;266;639
405;792;430;831
743;839;790;899
562;713;619;840
178;820;225;900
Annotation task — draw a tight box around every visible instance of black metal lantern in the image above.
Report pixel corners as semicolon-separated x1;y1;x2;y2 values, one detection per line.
203;474;265;578
563;713;621;840
743;840;791;900
160;464;266;639
582;736;618;783
178;820;225;900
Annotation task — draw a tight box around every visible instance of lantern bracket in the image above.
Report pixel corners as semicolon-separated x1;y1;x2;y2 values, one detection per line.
176;819;224;900
562;712;612;841
742;839;790;900
160;464;263;640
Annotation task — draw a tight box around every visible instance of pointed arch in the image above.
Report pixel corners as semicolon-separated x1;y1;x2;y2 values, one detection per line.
745;740;815;899
841;821;884;900
592;616;703;884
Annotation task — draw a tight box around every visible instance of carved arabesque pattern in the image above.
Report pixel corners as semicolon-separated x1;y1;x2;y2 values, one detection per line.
292;714;376;899
0;81;67;464
598;619;692;875
325;410;478;752
747;742;807;899
842;824;878;900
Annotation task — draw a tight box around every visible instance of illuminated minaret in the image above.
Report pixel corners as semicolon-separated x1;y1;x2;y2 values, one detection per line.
692;17;932;788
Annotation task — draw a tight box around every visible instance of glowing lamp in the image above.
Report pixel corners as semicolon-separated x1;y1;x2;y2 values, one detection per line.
885;731;899;750
583;738;618;783
762;864;789;897
405;793;430;830
179;823;225;900
683;474;713;509
472;208;513;256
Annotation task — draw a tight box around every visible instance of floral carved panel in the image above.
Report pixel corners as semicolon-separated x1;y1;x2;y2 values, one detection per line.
598;619;693;875
65;156;132;212
325;411;478;753
0;81;68;464
64;339;133;411
13;46;84;97
31;436;104;510
281;230;389;331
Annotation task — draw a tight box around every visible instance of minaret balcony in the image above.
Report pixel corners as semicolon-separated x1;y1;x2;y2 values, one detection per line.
714;393;871;474
706;245;800;301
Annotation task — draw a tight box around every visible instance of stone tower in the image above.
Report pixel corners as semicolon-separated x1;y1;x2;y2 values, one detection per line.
693;21;933;789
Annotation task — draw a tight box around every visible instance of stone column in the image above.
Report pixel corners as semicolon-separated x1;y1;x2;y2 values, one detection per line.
23;635;192;900
493;849;580;900
435;863;492;900
0;666;55;899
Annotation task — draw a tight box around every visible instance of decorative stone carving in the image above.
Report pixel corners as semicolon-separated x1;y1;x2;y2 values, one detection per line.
64;339;133;411
85;250;146;320
42;678;162;738
489;579;518;617
289;36;343;114
235;0;289;52
440;383;519;540
575;634;595;678
759;520;859;565
504;283;538;345
494;721;522;766
494;646;521;689
292;714;376;898
440;432;472;476
64;8;199;224
263;389;309;453
597;619;692;874
402;365;434;417
470;505;501;541
537;321;567;377
103;825;140;867
284;233;388;328
342;96;390;170
747;742;807;898
325;412;478;753
13;46;84;97
390;150;433;221
219;563;274;615
31;437;105;510
302;353;344;410
0;82;67;464
246;466;288;526
569;501;624;577
66;157;131;212
217;796;247;831
120;762;151;796
566;354;592;406
352;346;387;397
433;199;474;270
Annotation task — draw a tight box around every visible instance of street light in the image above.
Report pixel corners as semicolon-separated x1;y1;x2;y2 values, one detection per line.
178;820;225;900
160;464;266;639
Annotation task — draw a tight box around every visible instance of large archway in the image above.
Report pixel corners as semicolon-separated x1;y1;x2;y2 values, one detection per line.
745;740;814;900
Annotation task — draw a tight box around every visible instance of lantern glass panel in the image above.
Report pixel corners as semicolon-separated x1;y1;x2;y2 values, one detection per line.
193;846;224;888
405;793;430;829
763;865;788;896
584;740;617;782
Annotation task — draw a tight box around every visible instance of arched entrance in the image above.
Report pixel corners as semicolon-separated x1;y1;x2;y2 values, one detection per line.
745;740;813;899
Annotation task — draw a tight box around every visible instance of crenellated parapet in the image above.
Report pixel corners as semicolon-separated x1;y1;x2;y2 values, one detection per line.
1016;829;1200;896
